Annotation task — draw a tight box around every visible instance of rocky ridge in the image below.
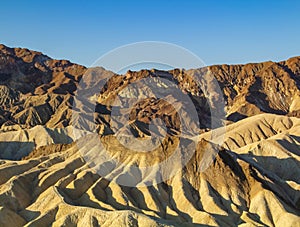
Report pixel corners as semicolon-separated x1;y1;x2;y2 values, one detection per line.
0;44;299;226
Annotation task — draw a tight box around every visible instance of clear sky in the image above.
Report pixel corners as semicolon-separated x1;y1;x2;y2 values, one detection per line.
1;0;299;68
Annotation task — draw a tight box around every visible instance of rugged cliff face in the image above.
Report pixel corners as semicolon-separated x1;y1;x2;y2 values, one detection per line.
0;44;299;226
1;44;300;131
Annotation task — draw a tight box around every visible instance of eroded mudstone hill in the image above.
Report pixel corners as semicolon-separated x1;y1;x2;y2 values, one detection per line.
0;44;299;226
1;44;300;132
0;114;299;226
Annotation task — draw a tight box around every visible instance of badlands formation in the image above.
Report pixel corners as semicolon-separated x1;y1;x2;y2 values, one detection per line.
0;44;299;226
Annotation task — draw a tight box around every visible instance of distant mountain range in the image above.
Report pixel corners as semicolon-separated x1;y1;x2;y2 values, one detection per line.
0;44;299;226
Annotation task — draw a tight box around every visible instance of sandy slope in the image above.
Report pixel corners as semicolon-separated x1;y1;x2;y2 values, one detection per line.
0;45;300;226
0;113;299;226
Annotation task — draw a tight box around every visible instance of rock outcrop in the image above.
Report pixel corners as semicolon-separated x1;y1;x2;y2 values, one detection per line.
0;44;299;226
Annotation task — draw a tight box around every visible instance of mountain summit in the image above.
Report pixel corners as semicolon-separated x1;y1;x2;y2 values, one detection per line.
0;45;299;226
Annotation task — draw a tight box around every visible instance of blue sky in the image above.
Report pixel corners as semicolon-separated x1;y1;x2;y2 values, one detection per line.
1;0;299;68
